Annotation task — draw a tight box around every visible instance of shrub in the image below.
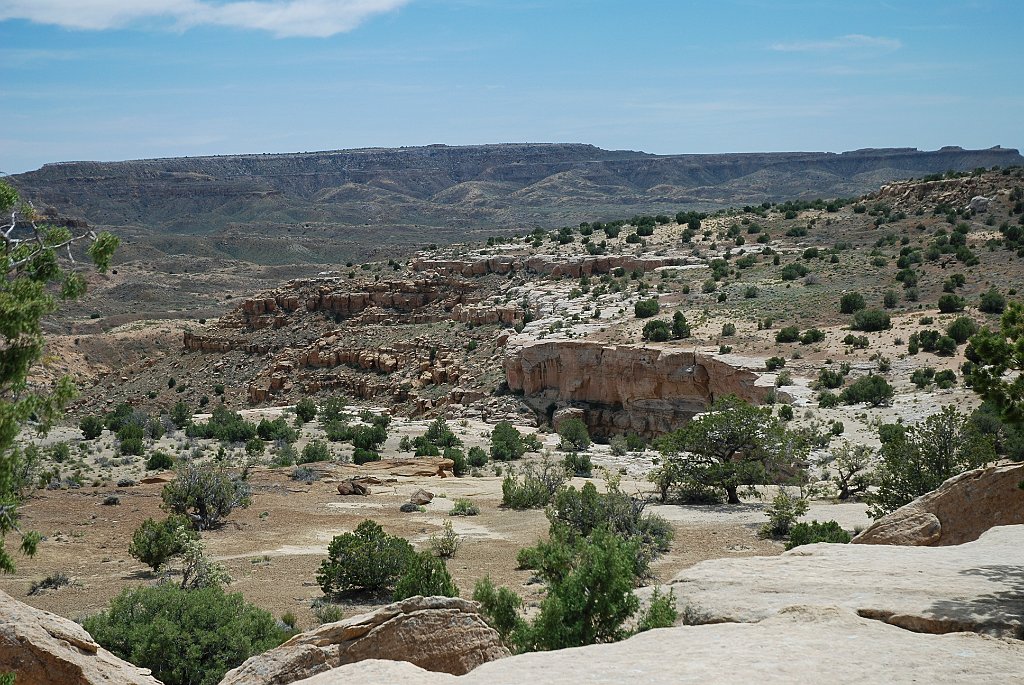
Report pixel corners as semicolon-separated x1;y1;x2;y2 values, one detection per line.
299;440;331;463
558;419;591;451
935;335;958;356
843;334;869;349
563;452;593;477
187;405;257;443
882;290;899;309
429;519;462;559
840;376;894;407
634;299;660;318
818;391;840;408
775;326;800;343
979;288;1006;314
413;435;440;456
839;292;866;314
83;584;286;685
446;447;468;476
502;459;567;509
867;406;994;518
780;263;809;281
161;462;252;530
671;311;691;338
473;576;525;645
424;417;461;448
352;448;381;465
28;571;72;596
852;309;891;331
721;322;736;337
244;437;265;457
294;397;317;423
799;328;825;344
817;368;845;390
490;421;526;461
257;417;297;443
467;446;488;467
128;515;196;571
778;404;794;420
351;425;387;452
450;498;480;516
642;319;671;341
316;520;415;597
291;466;319;483
546;479;672;579
759;491;808;538
146;451;174;471
393;551;459;600
170;400;190;429
946;316;978;344
786;521;851;550
80;415;104;440
765;356;786;371
515;526;643;651
937;294;966;313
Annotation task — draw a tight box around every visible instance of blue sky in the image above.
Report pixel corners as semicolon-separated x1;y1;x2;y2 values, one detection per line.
1;0;1021;173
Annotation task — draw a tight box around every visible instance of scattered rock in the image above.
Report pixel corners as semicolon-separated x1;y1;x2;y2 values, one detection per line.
409;489;434;505
853;463;1024;546
291;605;1024;685
0;590;160;685
659;525;1024;638
219;596;509;685
969;195;990;212
337;480;371;496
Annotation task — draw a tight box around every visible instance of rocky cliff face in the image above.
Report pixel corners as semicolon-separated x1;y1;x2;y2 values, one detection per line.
503;341;769;436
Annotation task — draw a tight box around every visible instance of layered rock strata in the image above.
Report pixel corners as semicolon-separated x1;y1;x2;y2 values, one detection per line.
503;341;767;436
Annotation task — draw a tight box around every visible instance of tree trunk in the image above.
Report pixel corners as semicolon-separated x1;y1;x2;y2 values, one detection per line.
726;485;740;504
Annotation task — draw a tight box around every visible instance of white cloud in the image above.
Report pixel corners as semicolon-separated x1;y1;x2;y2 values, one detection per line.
770;34;902;53
0;0;411;37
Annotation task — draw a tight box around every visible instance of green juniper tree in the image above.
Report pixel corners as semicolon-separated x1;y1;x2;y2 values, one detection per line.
0;180;118;572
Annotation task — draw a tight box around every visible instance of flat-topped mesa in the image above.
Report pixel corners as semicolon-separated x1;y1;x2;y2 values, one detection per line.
504;341;768;437
411;254;693;278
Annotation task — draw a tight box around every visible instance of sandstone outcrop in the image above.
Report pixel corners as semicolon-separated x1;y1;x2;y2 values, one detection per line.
0;590;160;685
852;462;1024;546
218;596;509;685
290;605;1024;685
504;341;768;436
659;524;1024;638
411;254;691;279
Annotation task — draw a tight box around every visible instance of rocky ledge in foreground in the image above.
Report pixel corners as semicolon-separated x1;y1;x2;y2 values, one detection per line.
289;605;1024;685
0;590;160;685
661;524;1024;638
852;462;1024;546
219;596;508;685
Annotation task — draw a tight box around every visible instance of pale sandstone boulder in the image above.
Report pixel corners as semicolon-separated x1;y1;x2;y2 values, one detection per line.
660;525;1024;638
292;605;1024;685
0;590;160;685
853;462;1024;546
219;596;508;685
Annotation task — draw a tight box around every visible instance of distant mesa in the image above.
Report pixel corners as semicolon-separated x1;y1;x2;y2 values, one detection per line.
7;142;1022;265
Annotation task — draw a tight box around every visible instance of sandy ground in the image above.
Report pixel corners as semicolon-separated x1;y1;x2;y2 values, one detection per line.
0;454;869;631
